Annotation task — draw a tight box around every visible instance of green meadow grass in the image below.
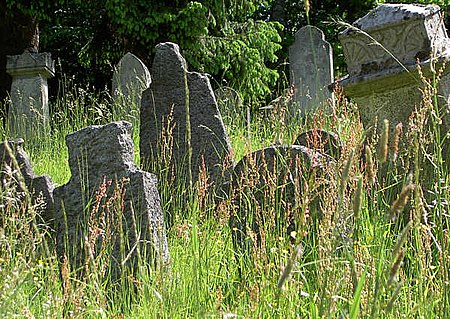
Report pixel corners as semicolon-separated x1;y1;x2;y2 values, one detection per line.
1;67;450;318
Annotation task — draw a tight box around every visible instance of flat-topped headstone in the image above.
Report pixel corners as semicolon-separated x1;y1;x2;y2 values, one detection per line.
6;52;55;139
289;26;334;117
0;139;54;224
112;52;151;118
140;42;232;185
228;145;333;252
338;4;450;159
54;121;169;277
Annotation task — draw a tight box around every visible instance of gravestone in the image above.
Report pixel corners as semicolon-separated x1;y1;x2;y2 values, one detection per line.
112;52;151;118
53;121;169;277
0;139;54;224
6;52;55;139
294;129;343;160
289;26;334;117
140;42;232;185
228;145;333;253
338;4;450;141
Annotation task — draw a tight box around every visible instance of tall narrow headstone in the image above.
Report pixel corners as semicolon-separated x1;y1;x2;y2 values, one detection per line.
6;52;55;139
289;26;334;117
53;121;169;277
140;42;232;185
112;52;151;118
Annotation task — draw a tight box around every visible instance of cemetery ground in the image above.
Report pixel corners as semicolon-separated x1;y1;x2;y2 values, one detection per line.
1;70;450;318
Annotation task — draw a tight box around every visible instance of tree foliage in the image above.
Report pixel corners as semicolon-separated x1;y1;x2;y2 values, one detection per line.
104;0;282;106
5;0;283;108
4;0;450;108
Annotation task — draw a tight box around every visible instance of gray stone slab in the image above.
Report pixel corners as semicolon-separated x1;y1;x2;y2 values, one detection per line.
54;121;169;277
0;139;54;224
140;42;232;185
112;52;151;118
289;26;334;116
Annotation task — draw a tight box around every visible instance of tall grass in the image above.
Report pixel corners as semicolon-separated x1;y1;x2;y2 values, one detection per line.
0;57;450;318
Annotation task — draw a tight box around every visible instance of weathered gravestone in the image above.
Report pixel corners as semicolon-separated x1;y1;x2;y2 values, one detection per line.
54;121;169;276
0;139;54;224
6;52;55;139
289;26;334;117
228;145;334;253
294;129;343;160
112;52;151;118
338;4;450;143
140;42;232;185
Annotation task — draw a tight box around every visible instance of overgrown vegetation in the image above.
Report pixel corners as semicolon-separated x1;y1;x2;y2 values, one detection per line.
0;54;450;317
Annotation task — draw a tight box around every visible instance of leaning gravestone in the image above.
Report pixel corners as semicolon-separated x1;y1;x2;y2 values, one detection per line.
338;4;450;141
140;42;232;185
53;121;169;277
112;52;151;118
0;139;54;224
289;26;334;117
228;145;333;253
6;52;55;139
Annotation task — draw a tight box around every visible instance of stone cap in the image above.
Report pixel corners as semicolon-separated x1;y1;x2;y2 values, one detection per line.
6;52;55;77
341;4;441;35
336;50;450;97
339;4;450;77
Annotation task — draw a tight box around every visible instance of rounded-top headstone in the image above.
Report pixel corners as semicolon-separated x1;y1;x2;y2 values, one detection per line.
288;25;334;116
228;145;333;252
294;129;342;160
112;52;151;115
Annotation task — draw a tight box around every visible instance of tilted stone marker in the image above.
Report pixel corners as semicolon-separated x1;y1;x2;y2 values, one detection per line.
289;26;334;117
112;52;151;118
140;42;232;185
6;52;55;139
0;139;54;224
338;4;450;141
228;145;333;253
54;121;169;276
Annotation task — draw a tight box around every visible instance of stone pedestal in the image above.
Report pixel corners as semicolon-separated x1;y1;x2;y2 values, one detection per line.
338;4;450;137
6;52;55;139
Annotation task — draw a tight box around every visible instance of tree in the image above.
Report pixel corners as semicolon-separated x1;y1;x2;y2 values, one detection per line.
0;0;40;106
104;0;282;108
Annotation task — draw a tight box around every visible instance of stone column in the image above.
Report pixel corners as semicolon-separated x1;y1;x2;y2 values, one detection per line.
6;52;55;139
